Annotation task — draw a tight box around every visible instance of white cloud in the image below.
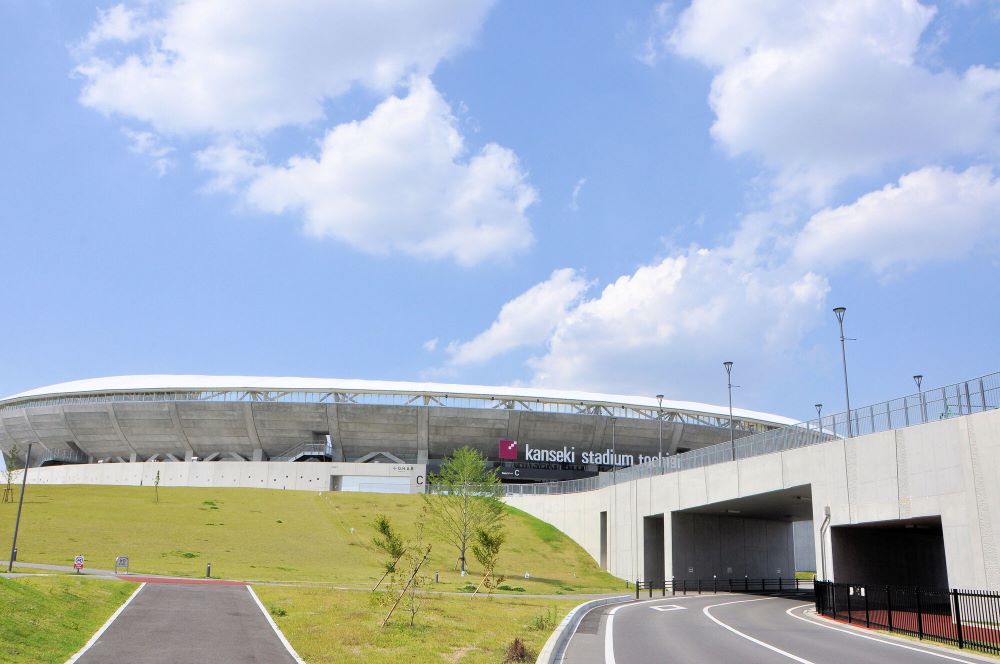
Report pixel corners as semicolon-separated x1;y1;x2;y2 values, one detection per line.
423;338;439;352
794;165;1000;273
669;0;1000;201
443;244;828;395
121;128;174;176
77;2;534;265
232;78;535;264
77;0;496;135
527;249;828;394
446;268;591;366
80;4;152;50
569;177;587;211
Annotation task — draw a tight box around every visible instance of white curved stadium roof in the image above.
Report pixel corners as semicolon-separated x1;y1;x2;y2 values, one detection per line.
2;375;797;427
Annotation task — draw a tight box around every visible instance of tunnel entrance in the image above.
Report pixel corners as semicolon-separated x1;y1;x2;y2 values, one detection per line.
831;516;948;587
600;511;608;570
644;515;665;585
671;485;812;580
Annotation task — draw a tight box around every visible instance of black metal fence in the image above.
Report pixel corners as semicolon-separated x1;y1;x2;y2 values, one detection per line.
634;577;812;599
815;581;1000;654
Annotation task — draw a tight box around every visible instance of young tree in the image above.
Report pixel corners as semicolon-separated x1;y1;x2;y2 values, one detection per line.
371;513;406;591
3;445;19;504
422;446;505;574
471;527;506;596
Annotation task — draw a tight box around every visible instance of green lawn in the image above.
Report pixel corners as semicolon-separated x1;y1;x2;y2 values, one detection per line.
0;485;621;594
254;585;579;663
0;576;136;663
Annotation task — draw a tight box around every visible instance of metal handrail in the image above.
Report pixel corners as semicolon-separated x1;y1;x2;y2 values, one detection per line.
506;371;1000;496
271;442;333;462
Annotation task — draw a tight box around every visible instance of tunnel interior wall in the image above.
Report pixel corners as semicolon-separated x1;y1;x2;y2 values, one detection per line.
671;513;794;580
831;521;948;587
643;515;665;584
793;520;816;572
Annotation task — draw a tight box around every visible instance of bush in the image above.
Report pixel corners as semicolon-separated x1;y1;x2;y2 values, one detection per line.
529;607;558;631
498;585;525;592
458;583;477;593
503;638;533;663
270;605;287;617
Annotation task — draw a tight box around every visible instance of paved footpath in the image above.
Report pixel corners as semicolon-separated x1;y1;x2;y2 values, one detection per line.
74;582;299;664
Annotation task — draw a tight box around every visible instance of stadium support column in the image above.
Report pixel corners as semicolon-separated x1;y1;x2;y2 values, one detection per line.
324;405;346;462
417;407;429;465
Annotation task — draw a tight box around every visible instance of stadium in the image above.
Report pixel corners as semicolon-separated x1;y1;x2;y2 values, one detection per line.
0;375;794;490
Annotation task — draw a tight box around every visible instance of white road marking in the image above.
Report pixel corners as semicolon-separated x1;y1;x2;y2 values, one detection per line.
702;598;816;663
784;604;986;663
650;604;687;612
247;585;306;664
604;594;722;664
66;582;146;664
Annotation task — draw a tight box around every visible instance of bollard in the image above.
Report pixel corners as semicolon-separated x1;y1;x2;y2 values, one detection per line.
435;572;440;583
206;562;212;578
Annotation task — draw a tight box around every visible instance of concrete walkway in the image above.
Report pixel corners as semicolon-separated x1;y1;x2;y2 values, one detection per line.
73;582;299;664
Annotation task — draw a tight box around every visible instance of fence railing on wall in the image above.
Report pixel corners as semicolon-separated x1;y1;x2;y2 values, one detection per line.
634;577;811;598
505;372;1000;496
815;580;1000;654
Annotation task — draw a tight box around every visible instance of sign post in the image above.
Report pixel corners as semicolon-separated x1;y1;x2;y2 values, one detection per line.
73;554;84;573
114;555;129;575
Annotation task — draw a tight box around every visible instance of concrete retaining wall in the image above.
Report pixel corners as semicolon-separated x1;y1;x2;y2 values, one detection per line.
506;408;1000;590
16;461;427;493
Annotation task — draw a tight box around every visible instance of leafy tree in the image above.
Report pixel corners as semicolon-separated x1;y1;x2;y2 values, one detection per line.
422;446;505;574
371;514;406;591
3;445;19;503
472;527;506;596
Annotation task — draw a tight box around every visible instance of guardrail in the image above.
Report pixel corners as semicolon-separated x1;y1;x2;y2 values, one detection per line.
634;577;812;598
815;580;1000;655
506;372;1000;496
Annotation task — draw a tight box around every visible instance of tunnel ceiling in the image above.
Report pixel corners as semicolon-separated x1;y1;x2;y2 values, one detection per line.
676;485;813;522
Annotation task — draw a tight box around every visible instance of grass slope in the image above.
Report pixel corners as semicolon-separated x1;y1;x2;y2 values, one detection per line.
254;585;579;664
0;485;620;594
0;576;136;663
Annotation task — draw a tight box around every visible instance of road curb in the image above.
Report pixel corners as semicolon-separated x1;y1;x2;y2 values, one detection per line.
536;594;631;664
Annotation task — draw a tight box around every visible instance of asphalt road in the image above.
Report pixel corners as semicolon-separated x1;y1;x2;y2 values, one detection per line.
564;591;993;664
75;582;298;664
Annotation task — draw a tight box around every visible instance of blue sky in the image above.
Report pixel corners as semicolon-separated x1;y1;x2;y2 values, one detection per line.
1;0;998;424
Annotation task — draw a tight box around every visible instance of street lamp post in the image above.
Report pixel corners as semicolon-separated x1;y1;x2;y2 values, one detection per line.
656;394;664;473
833;307;853;438
723;362;735;461
914;375;926;423
8;442;32;573
815;403;823;438
610;416;617;575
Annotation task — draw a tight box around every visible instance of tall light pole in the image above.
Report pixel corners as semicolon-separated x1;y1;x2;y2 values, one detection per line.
656;394;664;472
914;374;926;423
610;416;617;577
8;442;32;573
723;362;735;461
833;307;853;438
815;403;823;439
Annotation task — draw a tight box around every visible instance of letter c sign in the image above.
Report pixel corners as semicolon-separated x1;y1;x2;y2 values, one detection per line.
416;475;424;485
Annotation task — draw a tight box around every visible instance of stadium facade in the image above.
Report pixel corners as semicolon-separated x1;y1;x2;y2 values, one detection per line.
0;375;794;491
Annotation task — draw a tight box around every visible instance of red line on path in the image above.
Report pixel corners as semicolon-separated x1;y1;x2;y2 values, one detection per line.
123;576;247;586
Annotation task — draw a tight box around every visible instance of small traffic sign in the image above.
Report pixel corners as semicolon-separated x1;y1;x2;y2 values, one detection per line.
73;554;85;573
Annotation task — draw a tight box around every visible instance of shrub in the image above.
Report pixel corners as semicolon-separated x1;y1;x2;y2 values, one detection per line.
529;607;558;631
503;638;533;663
270;605;288;617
